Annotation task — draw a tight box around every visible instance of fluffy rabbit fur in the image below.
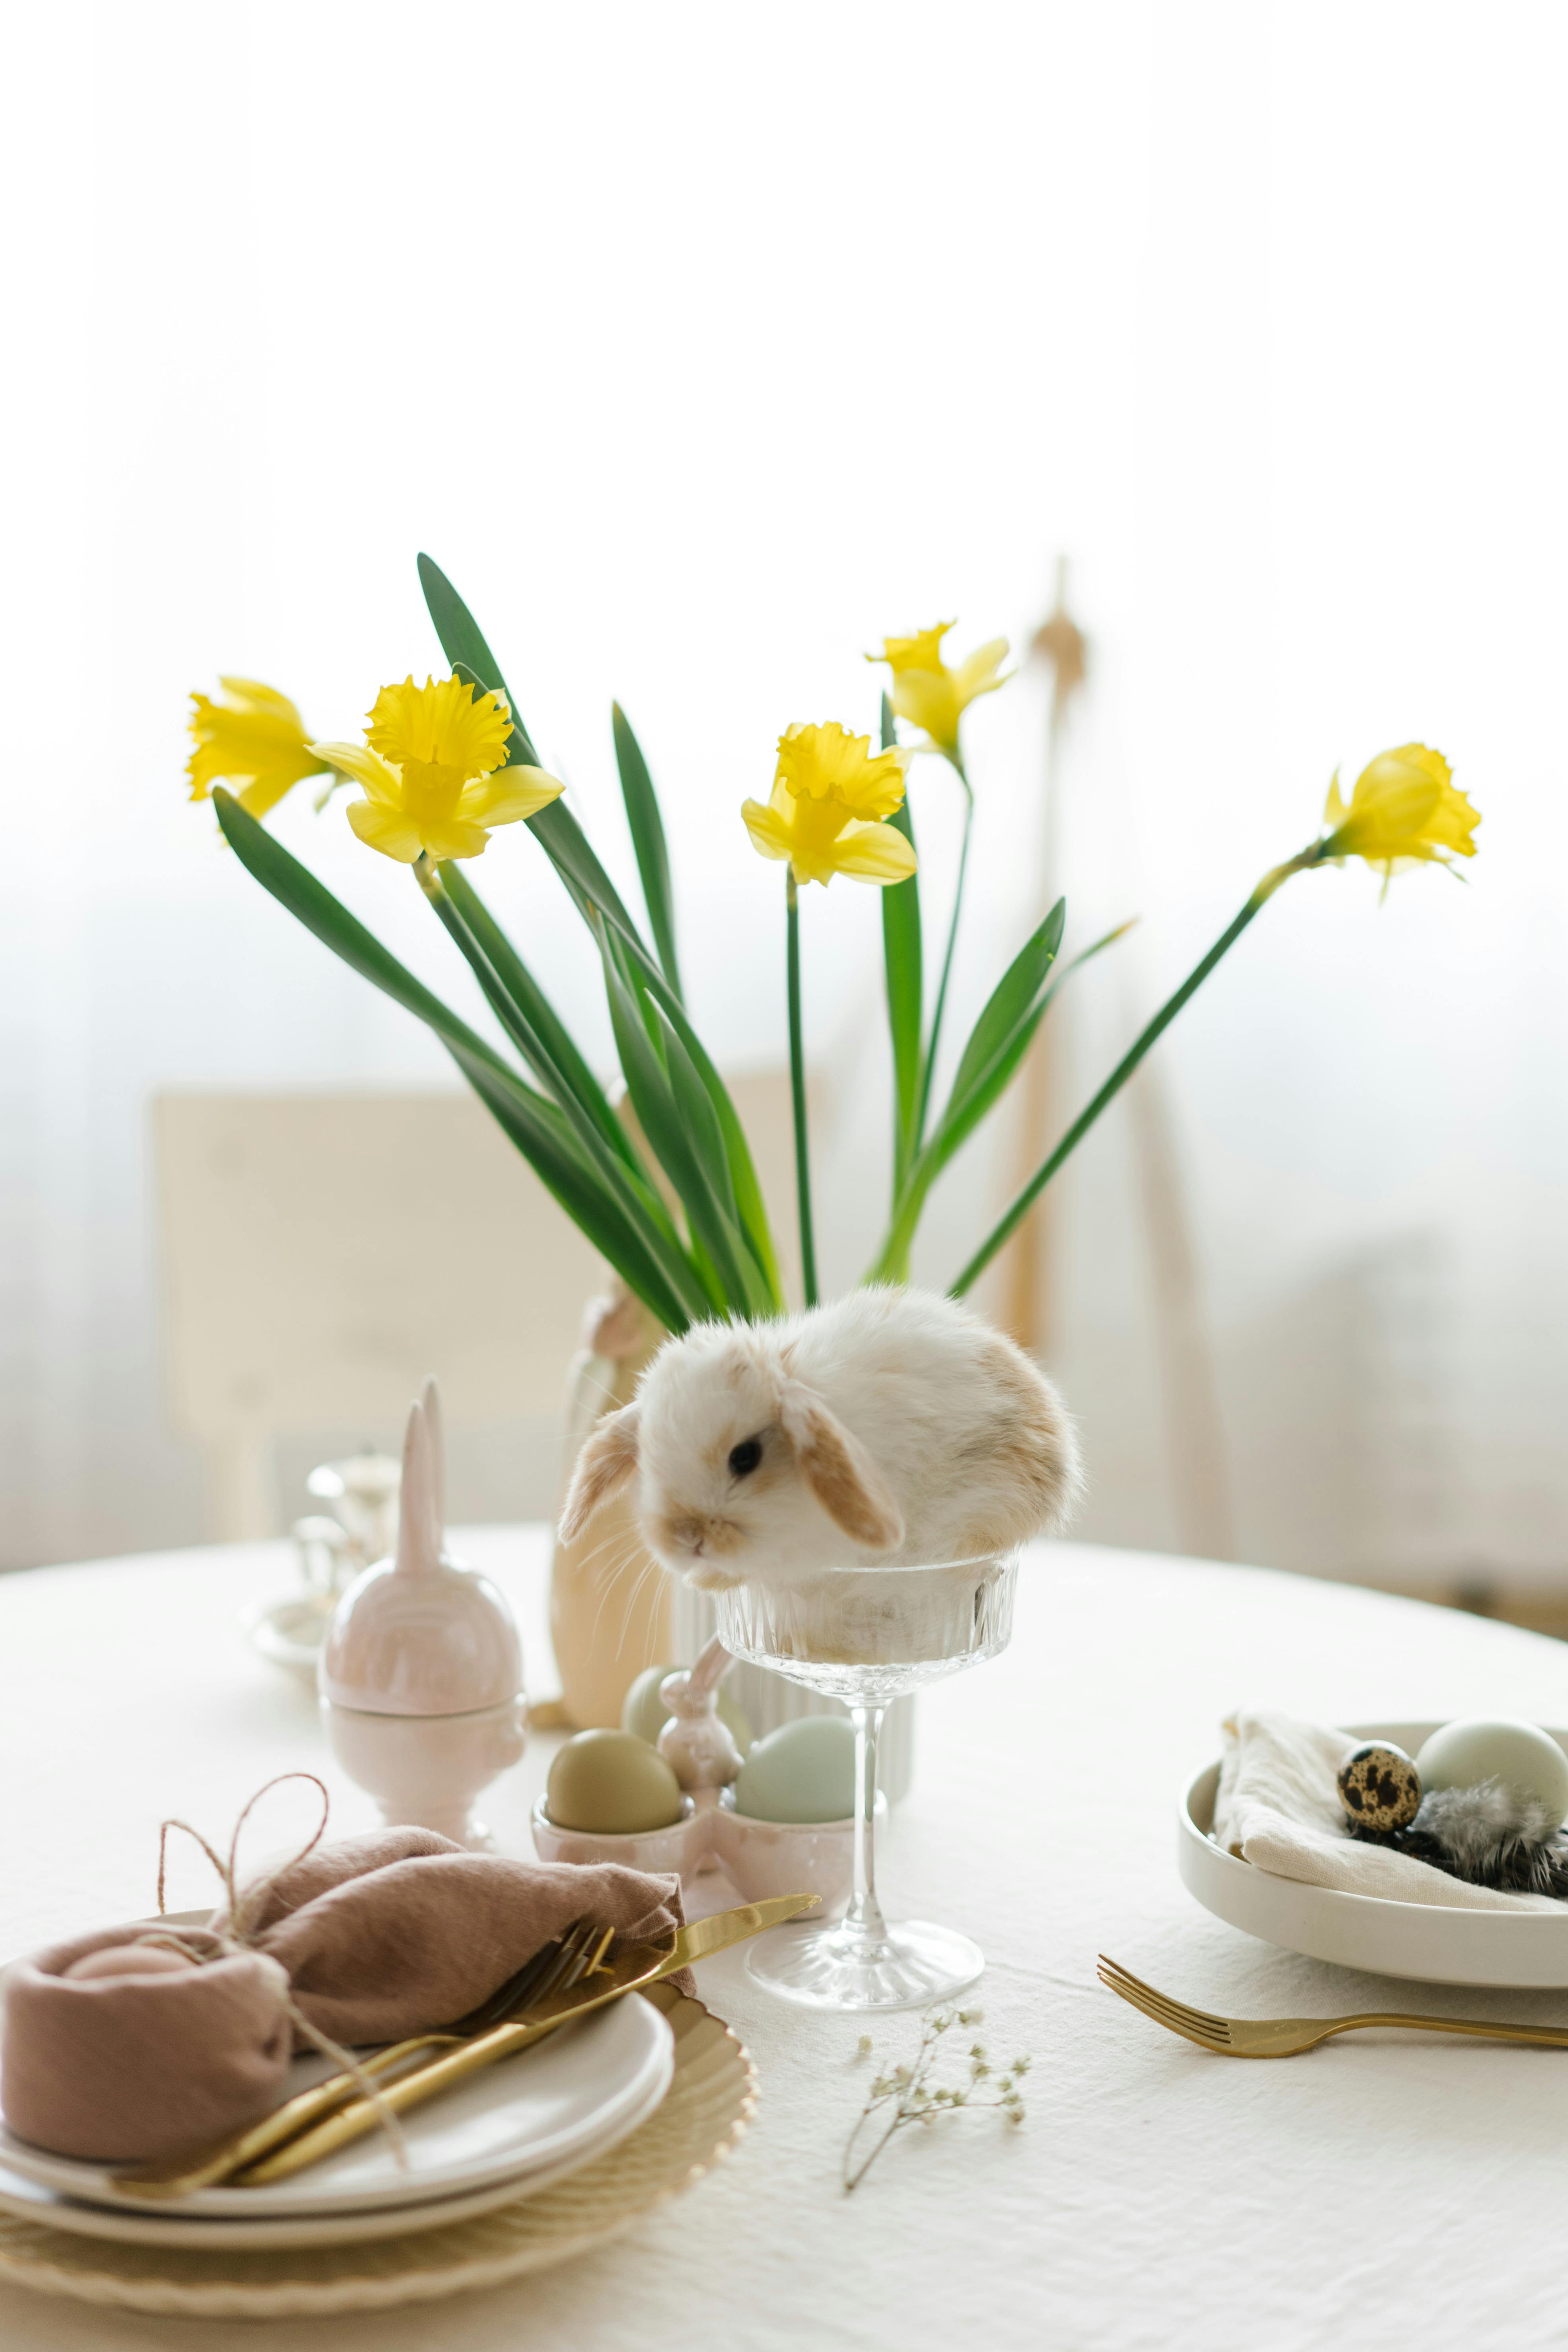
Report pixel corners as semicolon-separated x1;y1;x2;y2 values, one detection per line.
558;1286;1083;1592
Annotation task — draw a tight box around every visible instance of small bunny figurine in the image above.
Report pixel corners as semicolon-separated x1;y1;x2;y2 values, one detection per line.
559;1286;1082;1593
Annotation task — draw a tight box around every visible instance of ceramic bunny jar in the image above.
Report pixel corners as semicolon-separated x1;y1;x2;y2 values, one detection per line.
319;1379;526;1849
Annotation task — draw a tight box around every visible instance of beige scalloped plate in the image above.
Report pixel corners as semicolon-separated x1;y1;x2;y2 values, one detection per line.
0;1985;755;2318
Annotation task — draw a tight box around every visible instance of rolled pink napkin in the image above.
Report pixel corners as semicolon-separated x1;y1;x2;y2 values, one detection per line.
2;1828;685;2162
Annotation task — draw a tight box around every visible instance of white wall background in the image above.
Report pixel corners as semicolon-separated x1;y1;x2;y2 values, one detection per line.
3;0;1565;1584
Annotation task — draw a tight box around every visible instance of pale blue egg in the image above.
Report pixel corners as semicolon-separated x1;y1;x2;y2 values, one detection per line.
733;1715;856;1824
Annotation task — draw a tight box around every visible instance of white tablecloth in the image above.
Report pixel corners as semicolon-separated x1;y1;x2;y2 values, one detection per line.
6;1533;1568;2351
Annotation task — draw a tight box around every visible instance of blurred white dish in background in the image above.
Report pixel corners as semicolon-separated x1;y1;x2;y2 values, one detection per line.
243;1591;333;1682
242;1450;403;1682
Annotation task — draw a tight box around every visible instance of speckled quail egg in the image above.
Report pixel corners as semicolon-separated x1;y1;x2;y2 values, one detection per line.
1336;1742;1422;1832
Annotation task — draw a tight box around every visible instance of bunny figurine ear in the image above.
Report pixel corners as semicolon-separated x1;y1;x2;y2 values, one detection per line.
559;1403;641;1541
420;1374;446;1533
394;1387;445;1579
778;1383;903;1552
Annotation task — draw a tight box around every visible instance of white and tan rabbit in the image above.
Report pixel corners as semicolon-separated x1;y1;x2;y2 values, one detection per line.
558;1285;1082;1593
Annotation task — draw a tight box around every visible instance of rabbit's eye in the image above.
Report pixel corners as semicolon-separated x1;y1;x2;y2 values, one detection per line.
727;1436;764;1478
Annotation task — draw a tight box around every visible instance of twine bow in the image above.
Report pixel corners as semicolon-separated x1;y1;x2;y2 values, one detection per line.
135;1772;409;2167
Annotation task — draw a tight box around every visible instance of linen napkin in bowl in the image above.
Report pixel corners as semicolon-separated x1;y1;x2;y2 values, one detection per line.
1;1827;687;2163
1212;1709;1564;1913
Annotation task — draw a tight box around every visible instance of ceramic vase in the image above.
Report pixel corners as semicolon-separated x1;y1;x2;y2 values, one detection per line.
549;1286;671;1727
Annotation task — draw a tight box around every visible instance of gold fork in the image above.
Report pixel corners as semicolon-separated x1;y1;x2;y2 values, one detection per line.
1099;1954;1568;2059
235;1892;817;2186
113;1918;607;2198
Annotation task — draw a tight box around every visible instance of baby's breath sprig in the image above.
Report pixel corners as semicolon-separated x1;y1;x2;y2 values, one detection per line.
843;2005;1032;2193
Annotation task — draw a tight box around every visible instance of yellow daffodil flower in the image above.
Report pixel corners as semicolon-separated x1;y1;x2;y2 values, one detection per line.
1321;744;1480;884
742;722;916;888
774;720;910;819
312;672;564;863
867;621;1011;761
187;678;329;818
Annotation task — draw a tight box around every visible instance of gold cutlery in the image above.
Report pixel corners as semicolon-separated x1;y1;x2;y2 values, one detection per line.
119;1893;816;2197
1099;1953;1568;2058
111;1916;612;2199
238;1892;817;2187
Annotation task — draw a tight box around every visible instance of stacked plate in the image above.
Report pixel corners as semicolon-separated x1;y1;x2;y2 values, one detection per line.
0;1921;675;2253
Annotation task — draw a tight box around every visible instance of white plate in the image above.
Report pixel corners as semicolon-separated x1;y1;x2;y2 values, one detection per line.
1180;1718;1568;1987
0;1918;673;2217
0;2047;672;2251
0;2002;672;2220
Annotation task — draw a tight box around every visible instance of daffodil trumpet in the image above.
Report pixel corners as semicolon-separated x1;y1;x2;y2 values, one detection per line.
187;679;332;820
869;623;1011;767
311;672;565;864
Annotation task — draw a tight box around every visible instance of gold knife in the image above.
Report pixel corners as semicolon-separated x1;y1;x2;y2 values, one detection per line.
109;1922;612;2198
117;1892;818;2199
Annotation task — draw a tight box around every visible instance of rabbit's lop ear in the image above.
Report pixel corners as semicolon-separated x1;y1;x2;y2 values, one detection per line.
559;1404;640;1541
779;1384;903;1552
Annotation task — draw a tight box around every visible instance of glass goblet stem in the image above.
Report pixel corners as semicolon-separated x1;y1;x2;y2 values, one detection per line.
845;1704;892;1961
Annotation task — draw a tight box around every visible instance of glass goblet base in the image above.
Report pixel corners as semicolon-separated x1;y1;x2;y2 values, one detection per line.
745;1917;984;2011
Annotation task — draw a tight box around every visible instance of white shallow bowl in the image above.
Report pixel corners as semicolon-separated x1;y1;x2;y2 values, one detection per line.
1180;1719;1568;1988
0;2054;672;2251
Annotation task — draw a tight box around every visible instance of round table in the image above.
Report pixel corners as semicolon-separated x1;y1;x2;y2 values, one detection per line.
5;1532;1568;2350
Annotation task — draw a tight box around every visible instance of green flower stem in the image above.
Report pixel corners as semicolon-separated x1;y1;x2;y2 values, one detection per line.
949;845;1321;1298
914;750;974;1147
872;1164;934;1290
787;869;819;1309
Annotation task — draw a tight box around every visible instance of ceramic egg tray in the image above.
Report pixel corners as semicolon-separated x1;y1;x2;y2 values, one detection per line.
531;1790;884;1915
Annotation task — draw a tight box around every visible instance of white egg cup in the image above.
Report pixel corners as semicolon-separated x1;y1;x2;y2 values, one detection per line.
530;1639;873;1914
319;1380;526;1851
530;1789;880;1916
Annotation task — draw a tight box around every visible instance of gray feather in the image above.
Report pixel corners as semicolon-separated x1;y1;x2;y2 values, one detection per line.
1350;1777;1568;1896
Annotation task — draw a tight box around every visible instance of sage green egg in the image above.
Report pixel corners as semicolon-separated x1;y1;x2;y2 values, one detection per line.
545;1729;684;1835
734;1715;856;1824
620;1664;754;1757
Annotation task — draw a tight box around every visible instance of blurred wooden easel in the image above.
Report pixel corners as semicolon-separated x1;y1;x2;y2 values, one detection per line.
999;559;1235;1563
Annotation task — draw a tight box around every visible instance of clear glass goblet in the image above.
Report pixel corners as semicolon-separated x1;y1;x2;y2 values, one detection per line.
711;1552;1017;2011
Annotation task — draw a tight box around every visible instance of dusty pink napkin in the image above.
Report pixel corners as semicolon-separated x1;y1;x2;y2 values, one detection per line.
1;1828;686;2162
